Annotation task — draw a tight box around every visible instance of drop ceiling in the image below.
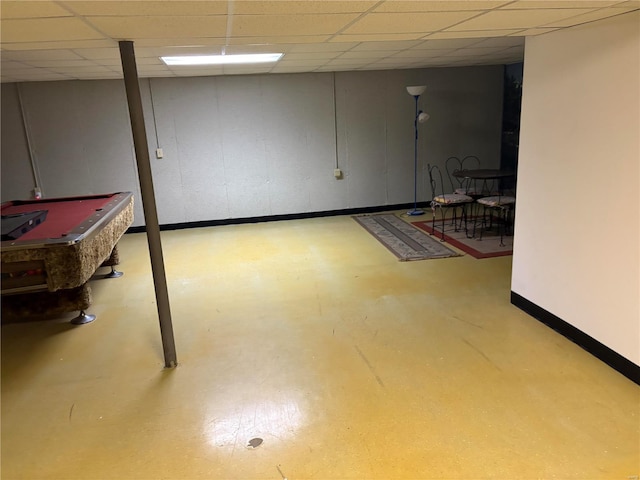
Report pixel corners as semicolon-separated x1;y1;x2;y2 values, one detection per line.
1;0;638;83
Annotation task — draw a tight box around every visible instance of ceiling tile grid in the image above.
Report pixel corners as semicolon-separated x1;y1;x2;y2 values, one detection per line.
0;0;638;82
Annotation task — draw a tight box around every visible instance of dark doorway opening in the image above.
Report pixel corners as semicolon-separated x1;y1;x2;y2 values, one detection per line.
500;62;523;190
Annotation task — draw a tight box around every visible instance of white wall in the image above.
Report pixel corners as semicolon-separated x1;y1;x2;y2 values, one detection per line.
513;12;639;365
1;65;503;226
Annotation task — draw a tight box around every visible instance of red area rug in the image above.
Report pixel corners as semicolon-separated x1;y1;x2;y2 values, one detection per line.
411;218;513;259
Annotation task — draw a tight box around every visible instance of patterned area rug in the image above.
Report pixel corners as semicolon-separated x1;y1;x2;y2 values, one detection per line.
412;218;513;259
353;214;460;261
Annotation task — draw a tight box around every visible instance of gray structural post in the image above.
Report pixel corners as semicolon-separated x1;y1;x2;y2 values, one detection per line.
119;40;177;368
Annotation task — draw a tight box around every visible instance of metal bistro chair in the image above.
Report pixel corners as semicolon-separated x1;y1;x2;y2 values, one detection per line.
476;192;516;246
446;155;482;197
428;164;474;242
446;156;486;236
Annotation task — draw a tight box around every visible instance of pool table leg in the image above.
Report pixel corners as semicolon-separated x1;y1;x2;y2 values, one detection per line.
101;245;124;278
104;266;123;278
71;310;96;325
0;284;94;322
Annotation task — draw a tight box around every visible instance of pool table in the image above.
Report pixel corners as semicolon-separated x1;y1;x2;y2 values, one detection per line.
1;192;134;324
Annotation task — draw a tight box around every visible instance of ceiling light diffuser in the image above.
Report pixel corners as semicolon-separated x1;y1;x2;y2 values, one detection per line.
161;53;283;66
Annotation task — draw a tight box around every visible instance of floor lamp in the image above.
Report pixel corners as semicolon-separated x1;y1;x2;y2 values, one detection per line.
406;85;430;216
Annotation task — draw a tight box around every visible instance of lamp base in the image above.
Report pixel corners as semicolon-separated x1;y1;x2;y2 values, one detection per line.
407;208;425;216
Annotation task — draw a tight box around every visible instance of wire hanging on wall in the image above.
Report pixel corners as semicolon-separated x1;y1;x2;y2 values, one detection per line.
147;78;161;150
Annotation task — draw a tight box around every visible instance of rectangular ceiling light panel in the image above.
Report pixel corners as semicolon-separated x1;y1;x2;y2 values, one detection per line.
161;53;284;65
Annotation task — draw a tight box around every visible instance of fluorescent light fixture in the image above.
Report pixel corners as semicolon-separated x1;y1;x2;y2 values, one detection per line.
161;53;283;66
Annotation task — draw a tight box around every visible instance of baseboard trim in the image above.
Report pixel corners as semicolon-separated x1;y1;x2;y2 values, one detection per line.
511;292;639;385
126;202;428;234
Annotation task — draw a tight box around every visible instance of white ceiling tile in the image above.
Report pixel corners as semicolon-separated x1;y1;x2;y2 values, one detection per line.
427;30;525;39
370;57;425;65
384;55;438;65
612;1;640;7
223;66;273;74
1;66;45;75
132;57;167;66
72;48;122;60
350;41;423;51
513;27;562;36
315;64;361;71
140;71;177;78
136;45;226;57
7;72;72;81
0;60;26;68
63;1;228;16
137;64;174;70
135;67;175;76
122;38;224;48
276;60;327;67
439;54;490;62
67;72;122;79
227;35;331;44
414;38;485;49
412;60;451;68
91;58;125;67
288;42;359;52
22;59;99;68
224;44;294;54
85;16;228;39
271;66;317;73
49;65;114;73
373;1;512;12
1;49;84;61
325;58;374;66
281;52;342;61
0;1;73;19
172;70;222;77
448;8;596;31
337;50;394;59
343;11;482;34
0;40;116;51
501;45;525;53
233;1;378;15
446;49;489;57
544;7;640;26
470;37;525;47
330;33;426;42
501;1;622;9
1;18;106;43
390;48;456;58
456;46;512;55
231;14;359;36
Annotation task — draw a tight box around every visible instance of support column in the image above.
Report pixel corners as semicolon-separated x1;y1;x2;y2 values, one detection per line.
119;40;177;368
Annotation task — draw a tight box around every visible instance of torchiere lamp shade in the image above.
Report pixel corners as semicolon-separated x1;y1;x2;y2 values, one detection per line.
406;85;427;96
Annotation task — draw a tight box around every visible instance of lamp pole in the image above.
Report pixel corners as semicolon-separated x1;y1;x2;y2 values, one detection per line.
406;85;428;216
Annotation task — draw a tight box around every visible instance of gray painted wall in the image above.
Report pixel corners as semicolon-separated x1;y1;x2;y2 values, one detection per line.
1;66;503;227
1;84;35;200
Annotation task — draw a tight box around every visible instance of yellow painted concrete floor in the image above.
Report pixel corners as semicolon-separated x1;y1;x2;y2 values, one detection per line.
2;212;639;479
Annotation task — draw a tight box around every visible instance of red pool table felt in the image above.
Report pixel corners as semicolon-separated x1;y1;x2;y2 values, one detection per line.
1;194;115;241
